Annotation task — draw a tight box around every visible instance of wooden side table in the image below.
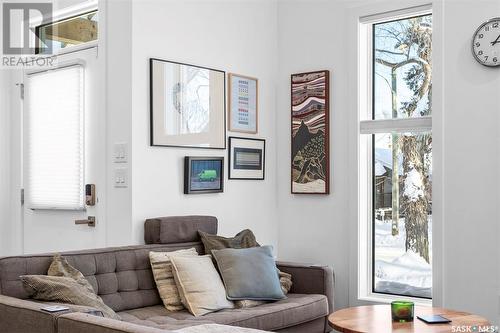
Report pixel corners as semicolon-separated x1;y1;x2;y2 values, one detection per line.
329;305;491;333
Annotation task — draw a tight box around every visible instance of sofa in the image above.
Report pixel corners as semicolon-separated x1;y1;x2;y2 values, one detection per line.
0;216;334;333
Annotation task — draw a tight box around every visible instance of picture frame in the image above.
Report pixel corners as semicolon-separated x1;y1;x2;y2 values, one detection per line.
228;137;265;180
228;73;258;134
291;70;330;194
150;58;226;149
184;156;224;194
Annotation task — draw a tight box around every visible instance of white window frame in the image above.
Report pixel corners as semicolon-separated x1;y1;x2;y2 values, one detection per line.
357;4;433;305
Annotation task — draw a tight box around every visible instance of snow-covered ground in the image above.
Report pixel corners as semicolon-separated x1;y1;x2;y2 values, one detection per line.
374;216;432;298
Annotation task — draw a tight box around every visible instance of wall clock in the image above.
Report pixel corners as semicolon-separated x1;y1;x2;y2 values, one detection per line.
472;17;500;67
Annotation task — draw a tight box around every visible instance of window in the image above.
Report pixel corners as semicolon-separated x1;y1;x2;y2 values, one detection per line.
36;10;98;54
360;9;432;299
26;65;85;210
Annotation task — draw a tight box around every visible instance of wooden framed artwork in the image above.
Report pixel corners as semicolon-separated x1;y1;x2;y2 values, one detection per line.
291;70;330;194
184;156;224;194
228;73;258;134
150;58;226;149
228;137;265;180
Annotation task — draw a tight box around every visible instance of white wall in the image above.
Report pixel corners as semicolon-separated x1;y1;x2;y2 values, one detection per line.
276;0;500;321
276;0;351;311
436;0;500;323
130;0;279;248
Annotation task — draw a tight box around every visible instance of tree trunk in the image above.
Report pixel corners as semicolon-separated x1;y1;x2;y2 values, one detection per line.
401;135;429;263
391;68;399;236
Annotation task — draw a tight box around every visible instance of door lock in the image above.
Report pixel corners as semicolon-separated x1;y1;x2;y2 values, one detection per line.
75;216;96;227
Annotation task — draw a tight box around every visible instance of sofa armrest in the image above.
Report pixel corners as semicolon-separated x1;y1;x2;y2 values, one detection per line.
58;313;169;333
276;261;334;314
0;294;60;333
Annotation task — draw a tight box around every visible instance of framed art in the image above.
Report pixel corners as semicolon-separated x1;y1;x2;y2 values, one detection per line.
228;73;258;134
291;70;330;194
228;137;265;180
150;58;226;149
184;157;224;194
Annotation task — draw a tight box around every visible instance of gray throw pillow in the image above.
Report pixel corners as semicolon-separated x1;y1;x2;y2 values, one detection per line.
211;246;286;301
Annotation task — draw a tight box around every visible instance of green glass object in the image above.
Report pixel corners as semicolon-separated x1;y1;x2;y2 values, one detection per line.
391;301;414;322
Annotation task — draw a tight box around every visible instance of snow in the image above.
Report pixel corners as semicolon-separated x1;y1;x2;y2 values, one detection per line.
292;179;325;192
403;163;425;202
374;217;432;298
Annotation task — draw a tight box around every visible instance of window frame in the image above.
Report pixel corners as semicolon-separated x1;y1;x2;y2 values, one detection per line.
357;5;433;305
35;9;98;55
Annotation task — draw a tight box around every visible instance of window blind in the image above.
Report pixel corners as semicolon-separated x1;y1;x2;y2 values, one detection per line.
26;65;84;210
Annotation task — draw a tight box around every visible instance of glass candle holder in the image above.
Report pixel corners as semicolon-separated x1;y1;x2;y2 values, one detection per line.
391;301;414;322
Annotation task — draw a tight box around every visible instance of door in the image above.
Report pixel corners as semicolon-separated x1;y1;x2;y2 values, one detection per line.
22;47;106;253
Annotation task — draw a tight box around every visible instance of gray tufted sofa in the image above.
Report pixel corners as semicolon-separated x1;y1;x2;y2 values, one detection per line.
0;216;334;333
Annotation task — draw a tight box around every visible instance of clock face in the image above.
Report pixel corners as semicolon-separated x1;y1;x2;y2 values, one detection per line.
472;17;500;67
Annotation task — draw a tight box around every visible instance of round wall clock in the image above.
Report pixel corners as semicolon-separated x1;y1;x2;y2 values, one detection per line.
472;17;500;67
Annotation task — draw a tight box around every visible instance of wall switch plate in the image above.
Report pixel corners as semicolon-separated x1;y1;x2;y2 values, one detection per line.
114;168;128;188
113;143;128;163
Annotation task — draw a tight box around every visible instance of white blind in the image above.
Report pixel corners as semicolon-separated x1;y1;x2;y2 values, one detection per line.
27;65;84;210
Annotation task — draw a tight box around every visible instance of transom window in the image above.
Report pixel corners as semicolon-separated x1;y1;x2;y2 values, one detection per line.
36;10;98;54
359;8;432;300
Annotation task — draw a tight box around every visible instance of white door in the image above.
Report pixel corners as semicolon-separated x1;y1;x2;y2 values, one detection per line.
22;47;106;253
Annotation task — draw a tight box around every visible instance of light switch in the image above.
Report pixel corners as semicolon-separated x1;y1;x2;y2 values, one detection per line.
113;143;128;163
114;168;128;188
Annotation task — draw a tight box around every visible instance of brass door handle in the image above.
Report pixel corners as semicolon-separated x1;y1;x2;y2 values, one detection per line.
75;216;96;227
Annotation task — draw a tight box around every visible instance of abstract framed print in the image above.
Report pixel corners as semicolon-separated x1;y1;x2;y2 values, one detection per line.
150;58;226;149
184;157;224;194
228;137;265;180
228;73;258;134
291;70;330;194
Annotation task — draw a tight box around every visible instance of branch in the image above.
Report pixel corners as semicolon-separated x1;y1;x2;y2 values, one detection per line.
375;49;406;56
375;57;429;70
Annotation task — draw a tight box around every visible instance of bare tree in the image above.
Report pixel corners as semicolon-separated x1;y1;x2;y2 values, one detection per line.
375;16;432;262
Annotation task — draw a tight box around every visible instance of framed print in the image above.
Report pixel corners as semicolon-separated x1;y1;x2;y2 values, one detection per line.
184;156;224;194
150;58;226;149
228;137;265;180
228;73;258;134
291;70;330;194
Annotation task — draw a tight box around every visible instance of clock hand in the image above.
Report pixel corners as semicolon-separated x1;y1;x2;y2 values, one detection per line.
491;34;500;46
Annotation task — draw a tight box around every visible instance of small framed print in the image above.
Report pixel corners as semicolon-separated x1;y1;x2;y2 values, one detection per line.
184;156;224;194
228;137;265;180
228;73;258;134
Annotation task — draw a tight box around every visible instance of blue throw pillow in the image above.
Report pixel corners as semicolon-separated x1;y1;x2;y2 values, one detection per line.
211;246;286;301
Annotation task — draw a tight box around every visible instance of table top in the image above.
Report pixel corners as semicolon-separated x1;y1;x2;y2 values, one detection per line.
328;305;491;333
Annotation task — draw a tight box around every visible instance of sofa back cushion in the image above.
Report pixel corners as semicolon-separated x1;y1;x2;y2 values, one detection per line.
0;243;204;312
145;216;218;245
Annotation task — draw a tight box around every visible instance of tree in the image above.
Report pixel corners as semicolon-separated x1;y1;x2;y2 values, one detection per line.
375;16;432;262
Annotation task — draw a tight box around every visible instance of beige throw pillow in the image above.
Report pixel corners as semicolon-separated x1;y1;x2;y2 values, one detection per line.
21;275;120;320
149;248;198;311
170;255;234;317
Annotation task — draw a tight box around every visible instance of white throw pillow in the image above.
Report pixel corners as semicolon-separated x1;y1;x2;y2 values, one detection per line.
170;254;234;316
149;248;198;311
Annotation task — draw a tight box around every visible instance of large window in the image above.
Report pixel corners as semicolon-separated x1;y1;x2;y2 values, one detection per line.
360;10;432;299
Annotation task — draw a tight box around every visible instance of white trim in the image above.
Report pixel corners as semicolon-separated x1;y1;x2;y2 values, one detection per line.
360;116;432;134
29;1;98;27
356;4;433;305
360;4;432;24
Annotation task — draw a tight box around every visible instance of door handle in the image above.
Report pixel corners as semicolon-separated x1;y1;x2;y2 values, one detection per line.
75;216;96;227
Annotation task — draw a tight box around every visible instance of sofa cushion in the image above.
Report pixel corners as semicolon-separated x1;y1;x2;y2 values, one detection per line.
21;275;120;320
150;248;199;312
212;246;285;301
170;255;234;317
118;294;328;331
145;216;218;244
